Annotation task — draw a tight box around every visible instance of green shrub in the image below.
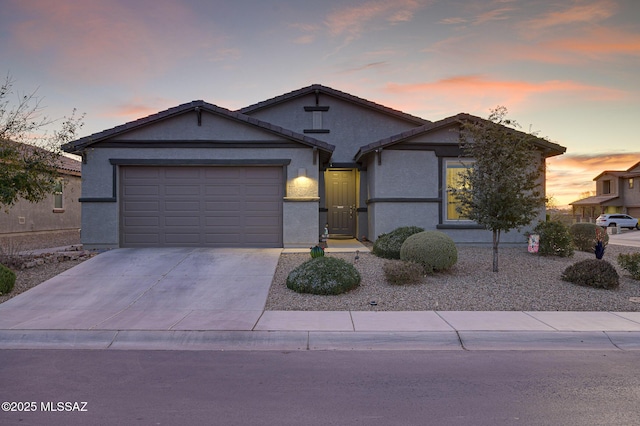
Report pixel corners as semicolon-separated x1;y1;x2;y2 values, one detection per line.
569;223;609;253
286;256;361;295
399;231;457;274
561;259;619;289
618;253;640;280
373;226;424;259
0;263;16;295
383;260;424;285
532;220;574;257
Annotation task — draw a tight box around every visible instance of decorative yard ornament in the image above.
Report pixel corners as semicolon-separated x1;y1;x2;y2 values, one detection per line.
310;245;325;258
595;227;606;259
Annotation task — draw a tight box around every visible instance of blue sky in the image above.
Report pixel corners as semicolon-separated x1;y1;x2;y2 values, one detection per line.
2;0;639;206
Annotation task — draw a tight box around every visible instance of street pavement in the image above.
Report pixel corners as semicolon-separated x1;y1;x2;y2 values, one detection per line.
1;235;640;351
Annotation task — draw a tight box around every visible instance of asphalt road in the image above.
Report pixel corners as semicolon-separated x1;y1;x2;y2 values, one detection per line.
2;350;640;425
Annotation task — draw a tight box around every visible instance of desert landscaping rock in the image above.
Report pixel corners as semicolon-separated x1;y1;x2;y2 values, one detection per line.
266;245;640;312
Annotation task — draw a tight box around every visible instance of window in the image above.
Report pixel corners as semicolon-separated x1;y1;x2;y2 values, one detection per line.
602;180;611;194
630;178;634;189
445;160;474;221
53;179;64;211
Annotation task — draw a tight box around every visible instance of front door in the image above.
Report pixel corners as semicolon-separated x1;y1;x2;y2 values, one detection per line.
326;169;356;236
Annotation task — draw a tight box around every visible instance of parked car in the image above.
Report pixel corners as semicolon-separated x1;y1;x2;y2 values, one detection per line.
596;214;639;229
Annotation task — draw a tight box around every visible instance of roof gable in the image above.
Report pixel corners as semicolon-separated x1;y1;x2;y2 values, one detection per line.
239;84;429;126
62;100;334;155
355;113;566;161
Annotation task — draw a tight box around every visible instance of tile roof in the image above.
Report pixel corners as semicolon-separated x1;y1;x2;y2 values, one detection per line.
1;139;81;174
355;113;566;161
570;195;619;206
239;84;430;126
62;100;335;154
593;161;640;181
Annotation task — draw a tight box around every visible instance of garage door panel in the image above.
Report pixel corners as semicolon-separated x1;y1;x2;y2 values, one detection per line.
165;185;201;196
164;168;201;179
123;201;160;212
205;202;242;211
123;185;160;196
247;216;281;226
121;166;283;247
245;201;280;211
124;217;160;227
164;216;200;226
123;168;160;179
164;233;201;244
123;233;160;244
204;185;241;196
205;216;241;226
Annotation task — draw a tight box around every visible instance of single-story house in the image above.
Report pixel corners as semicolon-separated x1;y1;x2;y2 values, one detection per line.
1;142;82;250
62;84;566;249
571;161;640;220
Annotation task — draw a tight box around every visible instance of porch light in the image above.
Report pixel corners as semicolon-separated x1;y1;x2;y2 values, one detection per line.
297;168;307;178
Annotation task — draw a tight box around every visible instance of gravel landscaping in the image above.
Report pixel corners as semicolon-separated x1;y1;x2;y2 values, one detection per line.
3;242;640;312
265;244;640;312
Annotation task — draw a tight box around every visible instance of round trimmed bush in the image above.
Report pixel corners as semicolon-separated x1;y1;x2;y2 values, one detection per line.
532;220;574;257
372;226;424;259
399;231;458;274
569;223;609;253
286;256;360;295
561;259;619;289
0;263;16;295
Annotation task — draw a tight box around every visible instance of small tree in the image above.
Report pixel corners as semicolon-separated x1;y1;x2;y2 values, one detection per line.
449;107;546;272
0;74;83;209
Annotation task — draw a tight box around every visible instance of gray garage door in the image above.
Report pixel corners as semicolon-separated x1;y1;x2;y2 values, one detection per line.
120;166;283;247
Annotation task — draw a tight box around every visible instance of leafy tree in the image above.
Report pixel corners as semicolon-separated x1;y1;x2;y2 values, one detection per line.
0;74;83;210
449;106;546;272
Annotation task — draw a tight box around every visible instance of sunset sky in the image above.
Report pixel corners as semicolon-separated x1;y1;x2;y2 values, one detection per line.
2;0;639;207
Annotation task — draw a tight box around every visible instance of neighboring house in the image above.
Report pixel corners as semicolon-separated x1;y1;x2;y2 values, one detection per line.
570;161;640;221
0;146;82;250
62;84;566;249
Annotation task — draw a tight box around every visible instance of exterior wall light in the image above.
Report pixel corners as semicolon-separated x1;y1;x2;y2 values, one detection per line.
297;168;307;178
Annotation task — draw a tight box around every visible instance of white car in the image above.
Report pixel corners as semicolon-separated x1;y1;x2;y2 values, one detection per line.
596;214;639;229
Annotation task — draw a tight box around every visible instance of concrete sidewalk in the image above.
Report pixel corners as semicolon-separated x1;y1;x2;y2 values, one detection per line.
1;310;639;351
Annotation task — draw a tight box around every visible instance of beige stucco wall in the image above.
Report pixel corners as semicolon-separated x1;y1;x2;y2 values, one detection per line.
1;172;81;235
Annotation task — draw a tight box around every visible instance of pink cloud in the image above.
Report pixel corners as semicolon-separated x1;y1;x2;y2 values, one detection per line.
541;27;640;59
100;96;175;121
324;0;426;40
525;0;617;30
383;75;626;115
8;0;230;84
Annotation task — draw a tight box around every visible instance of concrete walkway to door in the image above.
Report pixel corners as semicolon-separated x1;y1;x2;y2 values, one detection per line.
0;248;282;331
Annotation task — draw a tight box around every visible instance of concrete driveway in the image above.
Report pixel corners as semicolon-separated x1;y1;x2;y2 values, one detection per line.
0;248;282;331
608;229;640;247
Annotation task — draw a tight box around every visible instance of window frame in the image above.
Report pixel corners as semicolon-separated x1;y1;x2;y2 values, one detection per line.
444;158;475;222
53;178;64;212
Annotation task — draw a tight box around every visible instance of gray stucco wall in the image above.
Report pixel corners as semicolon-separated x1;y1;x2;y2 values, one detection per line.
365;129;549;245
244;93;421;163
79;111;320;249
80;145;318;249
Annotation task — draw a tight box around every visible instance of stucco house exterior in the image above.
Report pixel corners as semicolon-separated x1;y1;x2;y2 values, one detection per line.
62;84;566;249
570;161;640;221
1;147;82;250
